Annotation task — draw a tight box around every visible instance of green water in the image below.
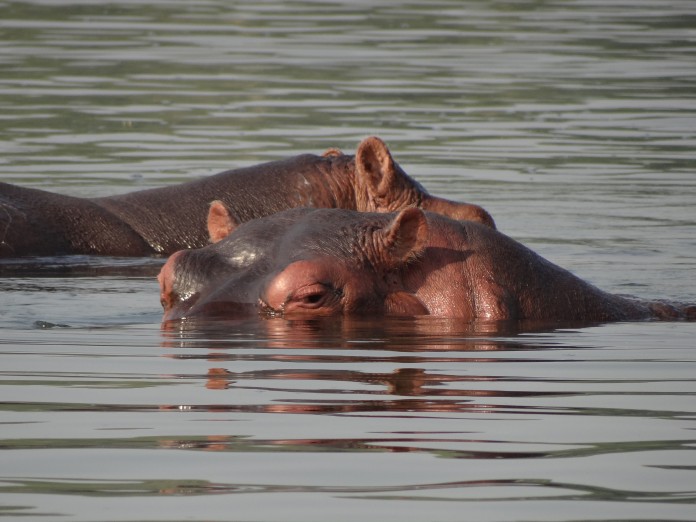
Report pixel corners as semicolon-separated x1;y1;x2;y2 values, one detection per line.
1;1;696;521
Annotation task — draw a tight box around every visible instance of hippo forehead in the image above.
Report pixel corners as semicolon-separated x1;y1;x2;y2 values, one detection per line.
211;208;388;269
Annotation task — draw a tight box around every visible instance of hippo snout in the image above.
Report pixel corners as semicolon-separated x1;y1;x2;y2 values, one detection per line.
158;246;269;322
158;250;192;321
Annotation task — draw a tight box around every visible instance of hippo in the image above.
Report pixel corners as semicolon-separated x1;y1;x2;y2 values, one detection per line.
0;137;493;258
158;205;695;325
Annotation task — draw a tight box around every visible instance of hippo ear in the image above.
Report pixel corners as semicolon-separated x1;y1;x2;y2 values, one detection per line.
207;200;240;243
374;207;429;268
355;136;398;198
321;147;343;158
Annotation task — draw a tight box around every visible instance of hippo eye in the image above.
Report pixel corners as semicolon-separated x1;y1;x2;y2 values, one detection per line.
291;283;333;308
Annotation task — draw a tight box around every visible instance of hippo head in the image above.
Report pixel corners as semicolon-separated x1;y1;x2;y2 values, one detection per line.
158;204;446;322
159;202;685;326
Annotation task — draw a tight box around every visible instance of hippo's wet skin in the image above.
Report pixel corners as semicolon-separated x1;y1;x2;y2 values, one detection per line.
0;137;493;257
158;207;695;325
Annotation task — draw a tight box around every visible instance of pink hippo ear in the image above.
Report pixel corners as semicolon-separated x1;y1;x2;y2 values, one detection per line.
374;207;429;268
355;136;398;199
207;200;240;243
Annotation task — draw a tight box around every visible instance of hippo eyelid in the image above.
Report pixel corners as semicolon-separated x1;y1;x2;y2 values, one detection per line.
291;283;332;304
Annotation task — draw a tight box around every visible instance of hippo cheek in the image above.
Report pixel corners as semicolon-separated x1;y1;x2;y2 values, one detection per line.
384;291;429;316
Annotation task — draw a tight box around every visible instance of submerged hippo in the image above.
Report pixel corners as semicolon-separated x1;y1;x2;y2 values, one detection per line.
0;137;493;258
158;205;695;324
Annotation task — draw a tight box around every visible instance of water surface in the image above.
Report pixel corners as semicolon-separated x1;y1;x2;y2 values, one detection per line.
1;1;696;521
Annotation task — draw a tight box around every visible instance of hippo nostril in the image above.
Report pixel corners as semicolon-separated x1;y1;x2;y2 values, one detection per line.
160;291;181;313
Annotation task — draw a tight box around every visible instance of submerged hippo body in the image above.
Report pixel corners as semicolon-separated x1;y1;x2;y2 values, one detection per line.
158;206;695;325
0;137;493;258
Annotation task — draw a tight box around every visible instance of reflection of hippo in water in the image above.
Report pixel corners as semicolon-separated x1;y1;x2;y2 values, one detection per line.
158;205;695;325
0;137;493;257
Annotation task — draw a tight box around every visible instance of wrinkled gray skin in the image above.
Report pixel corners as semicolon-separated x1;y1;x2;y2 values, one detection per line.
158;207;695;324
0;137;494;257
